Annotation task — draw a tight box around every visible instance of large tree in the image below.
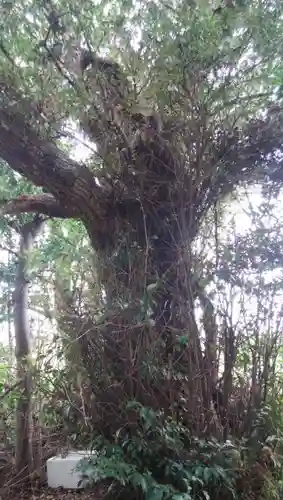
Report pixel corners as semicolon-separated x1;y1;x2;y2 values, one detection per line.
1;0;283;435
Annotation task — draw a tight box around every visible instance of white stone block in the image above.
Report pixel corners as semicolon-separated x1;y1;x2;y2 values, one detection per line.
47;451;95;489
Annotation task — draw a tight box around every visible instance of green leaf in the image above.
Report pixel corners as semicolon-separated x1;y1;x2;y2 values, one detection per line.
203;467;213;482
146;486;164;500
172;494;192;500
147;282;158;293
178;335;188;346
131;472;148;492
194;466;204;478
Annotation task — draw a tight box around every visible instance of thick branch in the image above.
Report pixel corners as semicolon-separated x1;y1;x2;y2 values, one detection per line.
0;194;80;218
0;81;108;226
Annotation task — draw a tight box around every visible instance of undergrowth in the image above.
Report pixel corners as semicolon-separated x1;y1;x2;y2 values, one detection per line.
76;401;282;500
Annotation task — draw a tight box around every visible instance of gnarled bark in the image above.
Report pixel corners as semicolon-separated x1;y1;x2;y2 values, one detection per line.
2;64;283;439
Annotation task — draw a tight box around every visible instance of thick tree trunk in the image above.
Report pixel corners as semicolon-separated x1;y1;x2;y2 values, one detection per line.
2;70;283;441
14;218;44;479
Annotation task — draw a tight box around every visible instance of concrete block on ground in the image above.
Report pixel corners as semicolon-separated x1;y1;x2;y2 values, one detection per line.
47;451;96;489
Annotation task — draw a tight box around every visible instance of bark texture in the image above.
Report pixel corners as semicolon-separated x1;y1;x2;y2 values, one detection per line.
1;63;283;438
14;217;44;478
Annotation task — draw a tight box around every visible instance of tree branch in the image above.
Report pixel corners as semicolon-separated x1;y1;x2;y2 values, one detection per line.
197;108;283;216
0;194;80;218
0;380;21;400
0;77;107;226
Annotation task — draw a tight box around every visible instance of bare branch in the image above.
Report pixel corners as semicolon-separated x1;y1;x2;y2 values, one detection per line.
0;244;18;257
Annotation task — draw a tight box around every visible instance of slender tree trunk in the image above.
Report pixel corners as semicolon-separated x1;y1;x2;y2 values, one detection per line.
7;249;13;360
14;217;44;479
197;285;218;426
222;325;236;441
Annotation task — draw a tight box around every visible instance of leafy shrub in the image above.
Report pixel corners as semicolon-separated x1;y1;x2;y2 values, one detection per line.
77;402;239;500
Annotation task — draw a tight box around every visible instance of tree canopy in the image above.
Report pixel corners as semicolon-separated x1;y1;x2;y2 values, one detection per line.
1;0;283;220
